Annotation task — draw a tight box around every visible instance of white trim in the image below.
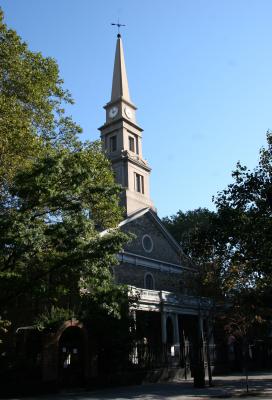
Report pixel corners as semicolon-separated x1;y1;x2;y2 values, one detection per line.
118;251;197;273
119;207;150;227
142;234;153;253
148;210;186;254
129;287;212;314
100;208;150;237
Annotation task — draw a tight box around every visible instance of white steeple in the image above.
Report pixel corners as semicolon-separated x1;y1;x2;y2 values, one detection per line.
99;34;155;216
111;34;131;102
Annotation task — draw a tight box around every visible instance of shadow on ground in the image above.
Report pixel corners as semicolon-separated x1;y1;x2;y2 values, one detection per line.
4;372;272;400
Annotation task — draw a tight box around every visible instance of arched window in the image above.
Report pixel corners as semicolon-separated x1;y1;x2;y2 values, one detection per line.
144;273;154;290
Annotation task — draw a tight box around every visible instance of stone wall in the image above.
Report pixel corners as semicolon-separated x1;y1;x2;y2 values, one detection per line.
114;262;185;293
122;213;181;266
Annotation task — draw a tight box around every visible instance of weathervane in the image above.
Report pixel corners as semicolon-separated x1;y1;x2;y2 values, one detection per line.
111;19;126;36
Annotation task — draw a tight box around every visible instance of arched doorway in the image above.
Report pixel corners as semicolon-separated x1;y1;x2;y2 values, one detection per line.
58;326;86;387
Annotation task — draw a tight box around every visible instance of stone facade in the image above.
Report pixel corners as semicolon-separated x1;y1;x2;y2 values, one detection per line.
113;211;195;294
122;212;182;265
114;263;185;293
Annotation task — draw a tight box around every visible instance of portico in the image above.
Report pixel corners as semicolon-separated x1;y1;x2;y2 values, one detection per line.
131;286;212;347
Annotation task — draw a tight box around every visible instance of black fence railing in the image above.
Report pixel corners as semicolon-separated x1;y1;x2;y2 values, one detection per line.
129;339;272;373
130;343;181;369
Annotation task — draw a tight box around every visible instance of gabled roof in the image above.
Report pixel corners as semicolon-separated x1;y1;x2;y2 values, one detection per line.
119;207;195;269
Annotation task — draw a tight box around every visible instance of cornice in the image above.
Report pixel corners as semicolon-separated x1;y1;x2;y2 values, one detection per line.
118;251;196;273
110;151;152;172
98;116;143;132
104;97;137;110
129;287;213;313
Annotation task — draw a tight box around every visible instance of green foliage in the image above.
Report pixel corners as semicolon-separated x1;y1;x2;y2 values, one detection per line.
80;281;138;321
163;208;217;260
165;132;272;338
0;317;10;344
213;131;272;337
215;131;272;294
163;208;223;298
81;285;136;373
0;9;129;346
0;141;127;327
0;8;81;188
34;306;75;332
219;289;270;339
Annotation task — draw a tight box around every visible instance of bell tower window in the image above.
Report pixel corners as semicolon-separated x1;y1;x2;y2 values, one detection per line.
110;135;117;152
135;173;144;194
129;136;135;152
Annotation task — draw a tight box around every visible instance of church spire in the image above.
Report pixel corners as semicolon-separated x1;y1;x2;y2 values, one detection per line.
111;34;131;102
99;34;155;216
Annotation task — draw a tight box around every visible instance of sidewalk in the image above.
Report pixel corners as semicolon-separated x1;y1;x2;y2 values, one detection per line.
4;371;272;399
58;372;272;399
202;371;272;397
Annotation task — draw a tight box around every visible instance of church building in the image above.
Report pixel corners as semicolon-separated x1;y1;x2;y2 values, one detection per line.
8;34;213;391
99;33;212;375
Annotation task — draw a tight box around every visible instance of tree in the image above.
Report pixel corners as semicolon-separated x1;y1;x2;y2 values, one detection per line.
162;134;272;390
164;133;272;381
0;8;81;189
213;131;272;345
215;131;272;296
164;130;272;310
0;142;127;325
0;9;129;354
163;208;223;298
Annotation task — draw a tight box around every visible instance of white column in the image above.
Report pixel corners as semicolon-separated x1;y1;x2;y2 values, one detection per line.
207;318;214;346
199;314;204;341
161;312;167;344
130;309;137;333
173;314;180;358
130;309;138;364
173;314;180;345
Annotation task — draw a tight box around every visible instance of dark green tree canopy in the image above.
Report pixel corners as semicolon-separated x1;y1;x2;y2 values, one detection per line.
0;10;129;341
0;8;81;188
215;131;272;293
164;132;272;337
163;208;223;298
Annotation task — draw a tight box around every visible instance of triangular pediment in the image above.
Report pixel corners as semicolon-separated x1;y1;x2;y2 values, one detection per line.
119;208;194;270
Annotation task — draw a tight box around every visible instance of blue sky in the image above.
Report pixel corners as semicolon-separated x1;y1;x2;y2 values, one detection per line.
1;0;272;218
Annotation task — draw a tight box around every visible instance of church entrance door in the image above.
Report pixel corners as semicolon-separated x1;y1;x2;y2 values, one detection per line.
58;326;85;387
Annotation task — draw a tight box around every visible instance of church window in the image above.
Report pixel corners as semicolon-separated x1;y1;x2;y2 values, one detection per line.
129;136;135;152
142;234;153;253
144;273;154;290
135;173;144;194
110;135;117;152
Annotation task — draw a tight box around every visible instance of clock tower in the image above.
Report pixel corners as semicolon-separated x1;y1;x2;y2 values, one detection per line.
99;34;155;216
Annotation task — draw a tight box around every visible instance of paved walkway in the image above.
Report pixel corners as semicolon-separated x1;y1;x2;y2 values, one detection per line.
5;372;272;400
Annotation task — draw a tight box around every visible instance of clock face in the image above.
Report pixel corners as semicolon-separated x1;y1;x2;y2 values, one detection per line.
124;106;132;119
109;106;118;119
